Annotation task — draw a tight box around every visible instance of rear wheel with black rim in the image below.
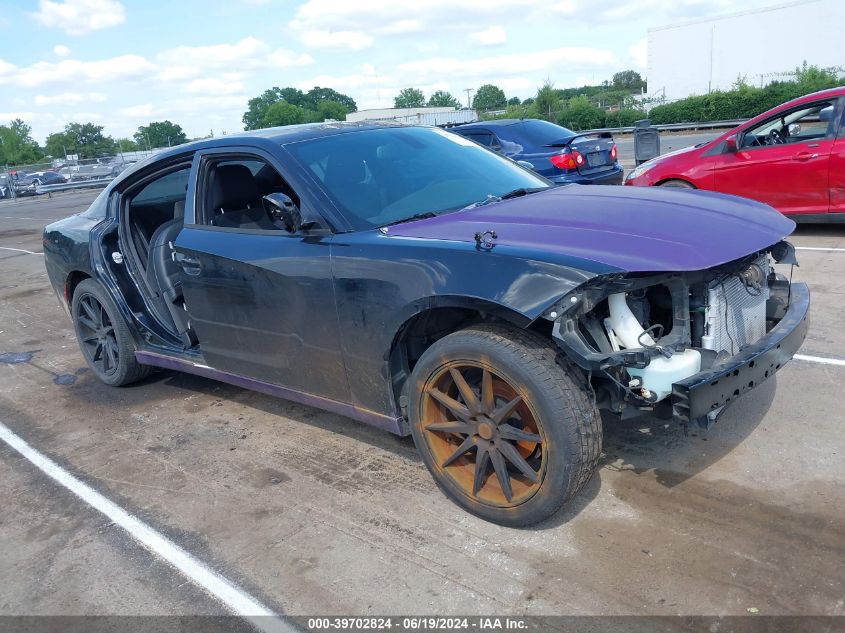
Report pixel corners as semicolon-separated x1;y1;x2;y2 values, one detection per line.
409;324;601;526
72;279;151;386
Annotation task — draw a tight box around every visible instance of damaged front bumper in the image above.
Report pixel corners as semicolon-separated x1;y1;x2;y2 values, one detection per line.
671;282;809;424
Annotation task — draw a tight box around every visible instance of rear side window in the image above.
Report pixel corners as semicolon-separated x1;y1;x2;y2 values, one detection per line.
516;120;576;146
461;132;495;147
133;169;191;206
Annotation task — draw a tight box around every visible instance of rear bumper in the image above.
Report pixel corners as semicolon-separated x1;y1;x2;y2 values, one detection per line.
551;164;624;186
671;282;810;424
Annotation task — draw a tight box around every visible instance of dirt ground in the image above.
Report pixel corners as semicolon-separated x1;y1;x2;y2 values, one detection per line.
1;189;844;619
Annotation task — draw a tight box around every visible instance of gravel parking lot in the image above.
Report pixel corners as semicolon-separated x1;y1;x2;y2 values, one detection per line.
1;178;844;621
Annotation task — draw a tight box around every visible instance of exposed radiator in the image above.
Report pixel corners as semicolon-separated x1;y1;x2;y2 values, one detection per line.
702;256;770;356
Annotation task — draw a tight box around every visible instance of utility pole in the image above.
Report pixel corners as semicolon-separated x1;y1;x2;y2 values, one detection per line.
464;88;474;109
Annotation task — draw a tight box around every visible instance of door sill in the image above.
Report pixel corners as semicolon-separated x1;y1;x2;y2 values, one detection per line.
134;350;408;436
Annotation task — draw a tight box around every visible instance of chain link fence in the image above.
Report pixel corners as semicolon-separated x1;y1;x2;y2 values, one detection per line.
1;149;163;200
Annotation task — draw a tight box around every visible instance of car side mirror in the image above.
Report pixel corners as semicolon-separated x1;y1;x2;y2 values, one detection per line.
263;192;301;233
724;135;738;152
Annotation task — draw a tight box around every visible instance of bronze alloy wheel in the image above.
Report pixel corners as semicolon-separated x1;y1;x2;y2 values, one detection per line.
420;361;546;507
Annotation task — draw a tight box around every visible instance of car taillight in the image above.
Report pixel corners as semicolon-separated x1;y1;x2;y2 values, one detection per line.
610;143;618;161
550;150;583;170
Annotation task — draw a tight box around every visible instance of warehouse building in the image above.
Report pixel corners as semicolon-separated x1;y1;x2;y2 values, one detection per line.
647;0;844;101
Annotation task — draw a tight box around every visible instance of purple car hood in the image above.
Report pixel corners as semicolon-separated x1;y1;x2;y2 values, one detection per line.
387;185;795;272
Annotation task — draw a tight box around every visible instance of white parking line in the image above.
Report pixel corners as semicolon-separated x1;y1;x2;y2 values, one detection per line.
0;421;296;633
0;246;43;255
795;354;845;367
795;247;845;252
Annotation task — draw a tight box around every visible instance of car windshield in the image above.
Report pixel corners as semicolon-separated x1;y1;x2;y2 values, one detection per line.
514;119;576;146
286;126;550;229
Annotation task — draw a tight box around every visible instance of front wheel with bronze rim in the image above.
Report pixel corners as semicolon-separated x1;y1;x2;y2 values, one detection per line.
409;324;601;526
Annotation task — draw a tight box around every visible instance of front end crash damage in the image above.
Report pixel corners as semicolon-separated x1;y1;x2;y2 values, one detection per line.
547;241;809;428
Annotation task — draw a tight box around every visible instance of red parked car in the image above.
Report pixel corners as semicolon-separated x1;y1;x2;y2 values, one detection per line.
625;87;845;220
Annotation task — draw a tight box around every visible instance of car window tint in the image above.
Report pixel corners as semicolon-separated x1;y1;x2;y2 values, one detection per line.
462;132;494;147
133;168;191;206
743;100;836;147
286;127;549;229
200;157;301;231
515;120;576;146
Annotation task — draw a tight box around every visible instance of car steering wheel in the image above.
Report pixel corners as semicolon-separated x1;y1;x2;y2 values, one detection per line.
766;129;785;145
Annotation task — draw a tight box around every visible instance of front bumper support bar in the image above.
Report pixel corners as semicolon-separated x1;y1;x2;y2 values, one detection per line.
671;282;810;424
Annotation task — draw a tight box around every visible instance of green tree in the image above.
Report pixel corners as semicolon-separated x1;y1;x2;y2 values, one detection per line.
305;87;357;113
117;138;139;152
472;84;507;111
557;96;606;131
534;80;561;121
0;119;42;165
262;101;306;127
243;86;356;130
133;120;187;149
507;96;521;106
243;87;287;130
612;70;646;92
427;90;460;108
394;88;426;108
44;122;116;159
316;100;348;121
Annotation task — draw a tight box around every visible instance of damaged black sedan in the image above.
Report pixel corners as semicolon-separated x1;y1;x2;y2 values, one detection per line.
43;123;809;526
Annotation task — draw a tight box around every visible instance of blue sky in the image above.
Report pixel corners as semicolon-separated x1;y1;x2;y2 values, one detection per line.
0;0;777;143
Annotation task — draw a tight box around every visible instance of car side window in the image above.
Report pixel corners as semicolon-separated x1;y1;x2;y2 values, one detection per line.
462;131;502;152
199;156;301;232
741;100;836;149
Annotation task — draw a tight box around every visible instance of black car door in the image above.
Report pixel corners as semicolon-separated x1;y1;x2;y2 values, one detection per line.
172;147;350;402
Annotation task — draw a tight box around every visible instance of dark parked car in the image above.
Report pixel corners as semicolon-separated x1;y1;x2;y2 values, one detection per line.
43;123;808;526
17;170;67;194
26;170;68;186
449;118;624;185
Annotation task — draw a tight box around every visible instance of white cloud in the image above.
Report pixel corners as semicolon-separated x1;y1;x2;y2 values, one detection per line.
400;47;617;79
298;29;374;51
31;0;126;36
120;104;155;118
157;37;314;70
470;26;507;46
53;44;71;58
0;55;156;88
291;0;536;33
380;19;423;34
157;65;201;82
0;58;16;76
629;37;647;71
186;77;245;95
34;92;107;105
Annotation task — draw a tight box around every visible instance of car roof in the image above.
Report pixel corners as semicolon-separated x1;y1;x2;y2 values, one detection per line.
109;120;419;185
151;120;410;159
453;119;523;129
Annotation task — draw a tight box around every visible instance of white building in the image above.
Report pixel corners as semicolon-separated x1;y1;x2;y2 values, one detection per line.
346;107;478;126
647;0;844;101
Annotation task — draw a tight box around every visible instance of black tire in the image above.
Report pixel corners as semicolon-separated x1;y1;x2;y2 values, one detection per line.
72;279;151;386
659;179;695;189
409;323;601;527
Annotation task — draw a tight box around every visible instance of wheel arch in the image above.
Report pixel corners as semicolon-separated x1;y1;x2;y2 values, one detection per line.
655;177;697;188
64;270;92;305
387;297;550;417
